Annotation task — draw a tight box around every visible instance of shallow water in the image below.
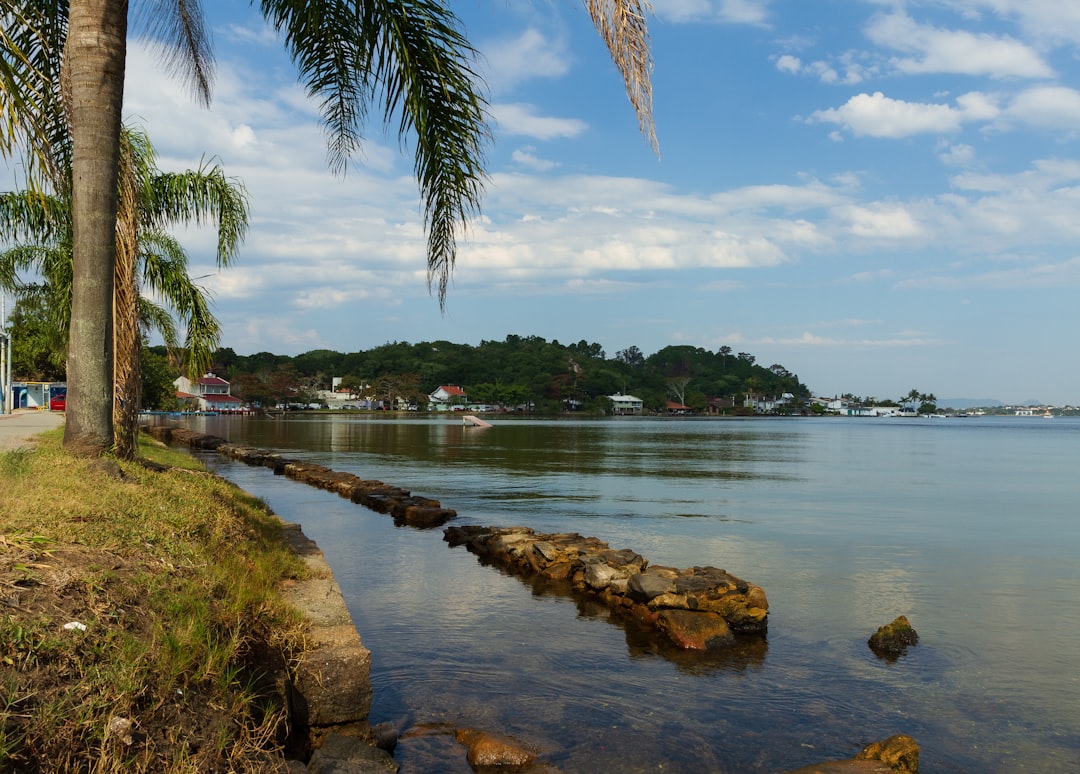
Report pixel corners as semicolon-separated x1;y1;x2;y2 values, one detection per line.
180;414;1080;772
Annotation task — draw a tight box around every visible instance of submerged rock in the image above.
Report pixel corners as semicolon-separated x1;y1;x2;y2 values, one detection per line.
455;728;536;769
784;734;920;773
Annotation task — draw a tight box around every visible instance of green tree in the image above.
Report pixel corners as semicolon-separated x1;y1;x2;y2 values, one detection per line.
3;0;656;456
4;287;67;381
140;344;180;411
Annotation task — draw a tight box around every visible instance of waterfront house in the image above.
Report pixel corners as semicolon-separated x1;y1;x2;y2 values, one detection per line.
173;372;245;413
429;384;467;411
608;393;644;415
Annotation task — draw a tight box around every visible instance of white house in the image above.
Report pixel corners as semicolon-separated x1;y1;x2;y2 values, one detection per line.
608;393;644;415
173;372;245;412
429;385;467;410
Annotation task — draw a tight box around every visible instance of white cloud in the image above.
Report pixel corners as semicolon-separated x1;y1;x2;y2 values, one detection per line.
492;103;589;140
480;29;571;93
841;205;923;239
652;0;772;25
511;147;560;171
776;54;801;74
947;0;1080;48
810;91;999;138
778;51;873;85
937;142;976;167
1003;86;1080;131
866;12;1054;79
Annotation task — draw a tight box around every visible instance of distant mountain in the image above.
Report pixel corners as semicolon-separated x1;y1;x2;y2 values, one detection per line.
939;398;1004;409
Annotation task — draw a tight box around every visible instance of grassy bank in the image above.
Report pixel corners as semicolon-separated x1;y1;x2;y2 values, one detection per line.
0;430;310;772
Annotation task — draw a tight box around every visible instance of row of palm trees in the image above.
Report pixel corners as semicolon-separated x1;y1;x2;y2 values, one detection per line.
2;0;657;458
901;389;938;408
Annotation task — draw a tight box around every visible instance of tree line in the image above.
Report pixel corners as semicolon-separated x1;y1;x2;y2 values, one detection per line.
188;335;811;414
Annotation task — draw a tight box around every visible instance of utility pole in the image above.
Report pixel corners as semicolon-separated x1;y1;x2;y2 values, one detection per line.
0;293;9;414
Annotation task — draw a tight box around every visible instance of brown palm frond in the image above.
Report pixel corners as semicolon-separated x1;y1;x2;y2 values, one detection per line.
113;131;142;460
583;0;658;154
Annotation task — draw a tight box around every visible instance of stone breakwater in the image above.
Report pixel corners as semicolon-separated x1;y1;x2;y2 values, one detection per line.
142;425;456;528
143;424;768;651
445;525;769;649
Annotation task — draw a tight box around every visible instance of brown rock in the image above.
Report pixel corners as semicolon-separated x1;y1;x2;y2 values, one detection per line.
655;609;735;650
856;734;920;772
455;728;536;769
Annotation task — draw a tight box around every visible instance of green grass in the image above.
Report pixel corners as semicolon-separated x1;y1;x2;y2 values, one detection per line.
0;430;310;772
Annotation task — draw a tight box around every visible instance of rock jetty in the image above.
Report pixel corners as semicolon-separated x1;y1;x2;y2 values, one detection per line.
444;525;768;650
142;426;456;528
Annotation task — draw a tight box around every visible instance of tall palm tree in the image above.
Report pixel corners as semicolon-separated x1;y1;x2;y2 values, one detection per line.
5;0;655;456
0;124;248;458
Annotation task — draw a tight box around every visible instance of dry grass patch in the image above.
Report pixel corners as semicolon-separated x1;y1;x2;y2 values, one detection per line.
0;430;310;772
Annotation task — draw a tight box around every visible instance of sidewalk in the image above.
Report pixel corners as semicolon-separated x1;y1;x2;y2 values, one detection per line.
0;410;66;451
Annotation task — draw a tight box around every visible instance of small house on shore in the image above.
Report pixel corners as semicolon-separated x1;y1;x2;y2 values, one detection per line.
429;385;467;411
173;372;246;413
608;393;644;415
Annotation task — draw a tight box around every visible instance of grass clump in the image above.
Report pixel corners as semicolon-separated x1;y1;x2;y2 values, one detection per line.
0;430;309;772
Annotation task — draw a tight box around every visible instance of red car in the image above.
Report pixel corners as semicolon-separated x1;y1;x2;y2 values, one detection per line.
50;389;67;411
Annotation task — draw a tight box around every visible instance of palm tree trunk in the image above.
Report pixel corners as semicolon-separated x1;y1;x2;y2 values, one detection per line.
63;0;128;456
113;133;140;460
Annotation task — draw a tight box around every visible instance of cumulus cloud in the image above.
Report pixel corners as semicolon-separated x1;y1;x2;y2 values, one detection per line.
810;91;999;138
866;12;1054;79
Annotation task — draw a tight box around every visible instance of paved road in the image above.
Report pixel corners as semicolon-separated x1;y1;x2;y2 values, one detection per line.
0;410;66;451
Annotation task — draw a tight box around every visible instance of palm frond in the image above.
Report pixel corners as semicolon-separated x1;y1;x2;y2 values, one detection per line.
137;295;179;349
259;0;489;307
138;229;221;377
0;189;69;242
364;0;489;307
582;0;658;153
144;161;250;265
134;0;214;106
0;0;71;187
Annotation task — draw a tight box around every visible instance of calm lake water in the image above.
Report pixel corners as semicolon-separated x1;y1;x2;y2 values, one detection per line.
175;414;1080;773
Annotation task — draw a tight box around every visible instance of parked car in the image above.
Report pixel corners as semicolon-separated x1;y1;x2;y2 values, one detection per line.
50;389;67;411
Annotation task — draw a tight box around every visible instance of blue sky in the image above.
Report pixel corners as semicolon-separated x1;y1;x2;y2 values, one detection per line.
9;0;1080;404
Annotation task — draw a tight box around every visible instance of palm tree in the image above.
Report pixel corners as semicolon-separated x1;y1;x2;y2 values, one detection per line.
112;127;247;457
0;124;248;458
4;0;656;456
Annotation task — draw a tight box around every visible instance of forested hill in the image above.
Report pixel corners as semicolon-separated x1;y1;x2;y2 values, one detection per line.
189;336;810;413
